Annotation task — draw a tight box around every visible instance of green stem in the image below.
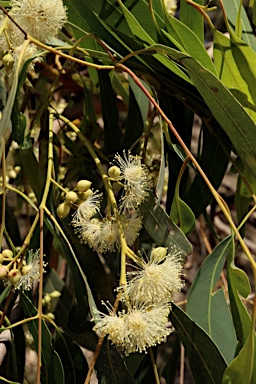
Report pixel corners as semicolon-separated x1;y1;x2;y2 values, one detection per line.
0;138;6;248
55;112;129;286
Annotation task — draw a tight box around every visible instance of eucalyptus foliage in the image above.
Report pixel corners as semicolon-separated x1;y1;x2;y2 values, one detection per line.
0;0;255;383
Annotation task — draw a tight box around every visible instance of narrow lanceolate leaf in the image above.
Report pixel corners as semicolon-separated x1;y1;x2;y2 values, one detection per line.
222;331;255;384
227;241;251;347
213;31;256;121
179;0;204;43
170;304;227;384
140;194;192;260
20;295;65;384
162;15;216;74
187;237;237;364
170;195;195;235
222;0;256;51
144;45;256;178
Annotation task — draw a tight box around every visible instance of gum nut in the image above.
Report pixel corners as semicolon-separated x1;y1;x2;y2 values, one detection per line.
151;247;168;262
0;266;9;278
76;180;92;192
57;202;70;218
108;166;121;178
2;249;13;258
65;191;78;203
78;189;94;201
9;269;21;284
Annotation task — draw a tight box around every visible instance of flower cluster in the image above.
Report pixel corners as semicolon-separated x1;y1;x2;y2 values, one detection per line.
93;247;183;355
57;151;151;254
0;249;45;292
0;0;67;75
111;150;153;211
93;301;172;355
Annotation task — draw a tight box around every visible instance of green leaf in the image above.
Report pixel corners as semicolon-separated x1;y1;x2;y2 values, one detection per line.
18;147;41;200
95;339;136;384
169;304;227;384
187;237;237;364
222;0;256;51
140;194;192;260
162;16;216;73
170;195;195;235
98;70;121;154
54;331;88;384
222;330;255;384
122;77;149;150
227;243;251;347
148;44;256;178
179;0;204;43
20;295;65;384
184;122;231;218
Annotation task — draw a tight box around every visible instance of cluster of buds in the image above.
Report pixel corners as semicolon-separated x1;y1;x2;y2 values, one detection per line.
0;249;43;292
56;179;93;219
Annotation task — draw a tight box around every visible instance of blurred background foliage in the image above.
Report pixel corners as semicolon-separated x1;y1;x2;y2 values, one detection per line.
0;0;256;383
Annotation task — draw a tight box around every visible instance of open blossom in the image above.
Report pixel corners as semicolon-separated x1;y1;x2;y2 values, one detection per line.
6;249;45;292
10;0;67;44
78;217;119;253
93;302;171;355
112;151;152;211
74;212;142;253
72;191;102;224
121;247;184;306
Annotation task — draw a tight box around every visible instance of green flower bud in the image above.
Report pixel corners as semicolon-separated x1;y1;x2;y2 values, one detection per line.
76;180;92;192
77;189;94;201
9;269;21;284
57;202;70;219
65;191;78;203
151;247;168;263
108;166;121;178
0;266;9;279
2;249;13;259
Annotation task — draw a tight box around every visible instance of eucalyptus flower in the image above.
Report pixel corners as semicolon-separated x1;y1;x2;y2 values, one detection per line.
72;191;102;224
93;301;172;355
112;151;153;211
121;247;184;306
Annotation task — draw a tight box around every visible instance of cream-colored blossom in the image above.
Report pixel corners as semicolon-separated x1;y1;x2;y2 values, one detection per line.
6;249;44;292
120;211;142;246
93;302;171;355
113;151;152;211
122;248;183;305
72;191;102;224
164;0;177;15
10;0;67;44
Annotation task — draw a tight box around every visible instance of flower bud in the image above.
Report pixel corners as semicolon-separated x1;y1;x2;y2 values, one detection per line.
2;53;14;71
108;166;121;178
76;180;92;192
65;191;78;203
151;247;168;263
21;265;32;275
9;269;21;284
78;189;94;201
57;202;70;219
49;290;61;298
2;249;13;259
0;266;9;279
